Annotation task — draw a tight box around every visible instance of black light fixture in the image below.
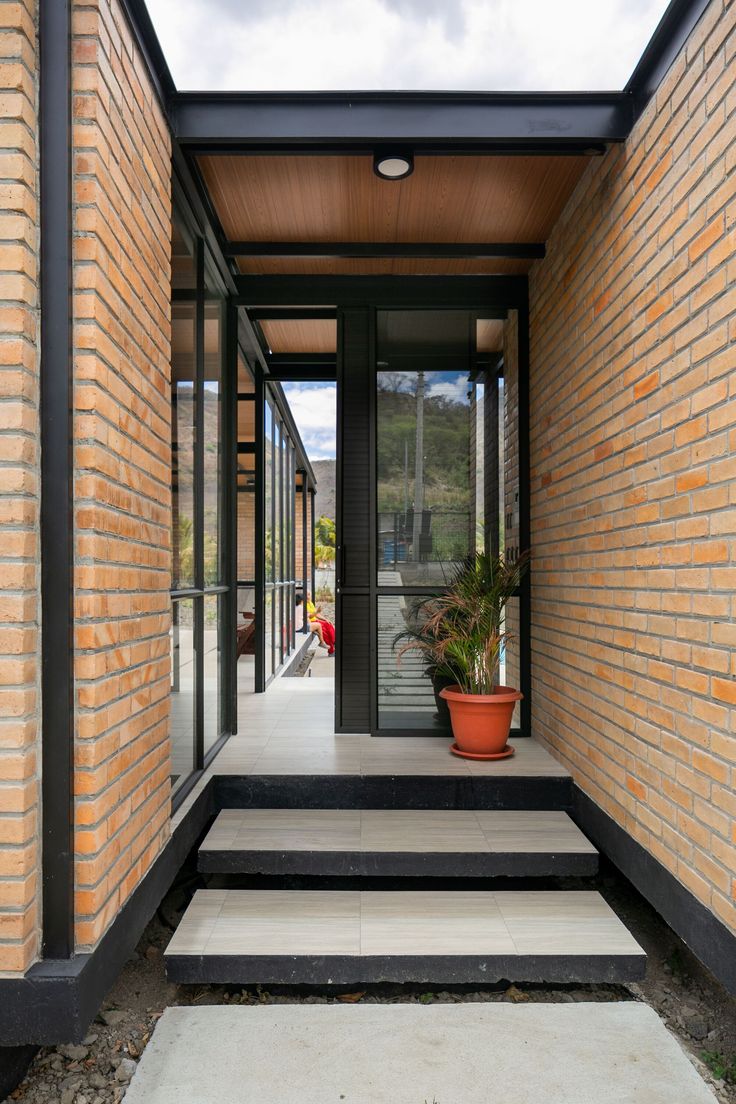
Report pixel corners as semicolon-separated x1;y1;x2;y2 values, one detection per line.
373;149;414;181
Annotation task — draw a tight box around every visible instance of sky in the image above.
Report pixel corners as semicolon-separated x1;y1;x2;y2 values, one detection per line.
147;0;671;92
281;382;337;460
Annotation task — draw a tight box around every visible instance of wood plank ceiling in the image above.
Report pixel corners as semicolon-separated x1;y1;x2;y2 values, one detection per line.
260;319;337;354
198;153;589;277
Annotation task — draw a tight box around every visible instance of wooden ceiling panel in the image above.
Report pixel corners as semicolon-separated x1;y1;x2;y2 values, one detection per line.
477;319;504;353
260;318;337;353
198;153;589;271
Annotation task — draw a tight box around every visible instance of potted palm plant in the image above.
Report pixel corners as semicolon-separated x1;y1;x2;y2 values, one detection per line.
396;552;528;758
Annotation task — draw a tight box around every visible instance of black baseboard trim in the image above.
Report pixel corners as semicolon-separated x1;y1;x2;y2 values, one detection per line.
0;780;216;1047
572;787;736;997
0;1045;38;1100
215;774;574;811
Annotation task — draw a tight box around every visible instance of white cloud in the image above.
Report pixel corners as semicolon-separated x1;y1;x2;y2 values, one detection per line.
426;377;470;405
281;382;337;460
147;0;670;92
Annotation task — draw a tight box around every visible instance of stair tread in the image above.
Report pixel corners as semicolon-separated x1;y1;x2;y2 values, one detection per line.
165;889;645;984
200;809;597;856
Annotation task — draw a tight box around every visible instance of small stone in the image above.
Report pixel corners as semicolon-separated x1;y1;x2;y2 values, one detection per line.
100;1010;127;1027
115;1058;137;1083
88;1072;108;1090
683;1015;708;1041
61;1090;76;1104
59;1045;89;1062
82;1033;99;1046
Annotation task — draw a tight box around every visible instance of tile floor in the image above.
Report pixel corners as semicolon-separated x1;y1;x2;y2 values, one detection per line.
200;809;596;855
171;665;569;833
166;889;645;958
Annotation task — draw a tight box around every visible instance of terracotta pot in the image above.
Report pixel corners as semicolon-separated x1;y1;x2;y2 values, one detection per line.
439;684;523;755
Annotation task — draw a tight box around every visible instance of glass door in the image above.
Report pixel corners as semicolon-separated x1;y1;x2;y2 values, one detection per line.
374;308;524;735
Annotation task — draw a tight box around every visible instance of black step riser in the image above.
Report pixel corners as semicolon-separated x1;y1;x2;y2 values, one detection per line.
198;851;599;878
166;953;645;987
215;775;573;812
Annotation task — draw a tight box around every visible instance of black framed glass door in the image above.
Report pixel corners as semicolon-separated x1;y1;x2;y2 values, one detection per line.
335;292;529;737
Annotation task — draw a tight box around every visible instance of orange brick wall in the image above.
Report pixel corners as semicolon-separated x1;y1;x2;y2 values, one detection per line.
0;0;40;974
72;0;172;949
529;0;736;934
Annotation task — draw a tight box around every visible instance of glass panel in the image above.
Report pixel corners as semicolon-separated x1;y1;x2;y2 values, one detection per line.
171;302;196;590
203;594;222;755
472;378;485;553
502;595;522;730
265;401;274;583
273;418;281;583
376;367;474;586
264;589;274;677
377;595;446;732
203;299;222;585
170;599;195;786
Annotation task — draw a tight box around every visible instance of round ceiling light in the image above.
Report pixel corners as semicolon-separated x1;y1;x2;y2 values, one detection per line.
373;150;414;180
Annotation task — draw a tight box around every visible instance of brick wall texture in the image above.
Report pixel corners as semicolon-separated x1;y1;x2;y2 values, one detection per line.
0;0;40;975
72;0;172;950
529;0;736;935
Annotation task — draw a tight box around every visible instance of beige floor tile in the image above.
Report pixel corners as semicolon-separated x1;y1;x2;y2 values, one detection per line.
360;892;516;955
204;809;362;851
474;811;597;853
360;810;488;852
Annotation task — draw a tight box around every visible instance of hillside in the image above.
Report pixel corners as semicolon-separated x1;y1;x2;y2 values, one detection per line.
312;459;336;521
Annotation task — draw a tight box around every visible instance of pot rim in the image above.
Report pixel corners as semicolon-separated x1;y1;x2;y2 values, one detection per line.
439;684;523;704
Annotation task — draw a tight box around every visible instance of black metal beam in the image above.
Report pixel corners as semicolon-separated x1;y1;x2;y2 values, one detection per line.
267;353;336;366
267;365;337;383
626;0;712;119
39;0;74;961
251;308;337;321
236;274;527;309
171;90;633;149
228;241;545;260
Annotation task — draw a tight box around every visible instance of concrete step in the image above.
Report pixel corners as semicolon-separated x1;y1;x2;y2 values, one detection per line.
165;889;645;985
198;809;598;877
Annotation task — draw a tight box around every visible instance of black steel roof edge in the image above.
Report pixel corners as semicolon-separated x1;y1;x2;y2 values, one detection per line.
173;88;629;104
117;0;176;108
625;0;713;118
119;0;713;146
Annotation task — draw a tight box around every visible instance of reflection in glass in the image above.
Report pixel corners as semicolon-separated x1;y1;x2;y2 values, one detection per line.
171;303;195;589
502;595;521;729
377;595;444;731
376;368;473;586
273;418;281;583
264;589;273;678
170;599;195;786
203;594;222;755
264;401;273;583
203;300;222;585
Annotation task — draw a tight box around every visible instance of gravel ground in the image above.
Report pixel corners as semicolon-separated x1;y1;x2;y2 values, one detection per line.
8;861;736;1103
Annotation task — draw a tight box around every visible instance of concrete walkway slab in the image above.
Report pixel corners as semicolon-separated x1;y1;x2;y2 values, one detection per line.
124;1002;716;1104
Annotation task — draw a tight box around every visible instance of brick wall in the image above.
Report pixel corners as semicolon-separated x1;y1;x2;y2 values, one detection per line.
72;0;172;949
529;0;736;934
0;0;39;974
